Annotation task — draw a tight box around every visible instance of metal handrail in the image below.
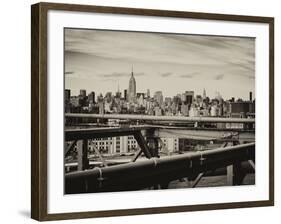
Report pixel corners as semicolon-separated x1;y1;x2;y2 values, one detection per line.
65;142;255;193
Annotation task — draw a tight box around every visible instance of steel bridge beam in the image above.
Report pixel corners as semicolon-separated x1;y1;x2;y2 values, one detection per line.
77;139;89;171
65;142;255;194
155;128;254;142
65;113;255;123
133;131;152;159
65;126;254;142
65;126;152;141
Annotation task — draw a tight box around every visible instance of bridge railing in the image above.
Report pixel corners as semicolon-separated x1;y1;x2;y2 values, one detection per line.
64;113;255;193
65;142;255;194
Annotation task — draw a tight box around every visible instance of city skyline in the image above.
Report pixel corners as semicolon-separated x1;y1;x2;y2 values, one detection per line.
65;71;253;102
65;28;255;99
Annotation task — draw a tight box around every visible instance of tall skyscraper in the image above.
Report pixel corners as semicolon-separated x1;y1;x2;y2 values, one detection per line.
185;91;194;105
97;94;104;114
154;91;163;106
249;91;253;102
128;66;136;102
147;89;150;98
116;83;121;98
80;89;86;98
65;89;71;102
88;91;95;104
124;89;127;100
203;88;206;100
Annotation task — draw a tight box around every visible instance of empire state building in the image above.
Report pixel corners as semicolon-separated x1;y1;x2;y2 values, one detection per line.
128;67;136;102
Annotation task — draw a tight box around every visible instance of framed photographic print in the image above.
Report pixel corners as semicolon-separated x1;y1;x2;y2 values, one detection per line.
31;2;274;221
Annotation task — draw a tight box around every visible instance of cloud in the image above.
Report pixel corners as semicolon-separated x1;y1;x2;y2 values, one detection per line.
100;78;115;82
227;61;254;72
248;76;255;80
214;74;225;80
179;72;198;78
99;72;145;78
160;72;173;77
179;74;193;78
134;72;145;76
99;72;128;78
65;29;254;67
64;71;81;78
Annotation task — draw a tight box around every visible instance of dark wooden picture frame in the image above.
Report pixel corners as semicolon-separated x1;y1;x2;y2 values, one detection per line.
31;2;274;221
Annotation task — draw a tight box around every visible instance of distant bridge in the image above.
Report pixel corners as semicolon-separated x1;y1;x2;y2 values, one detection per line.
65;113;255;123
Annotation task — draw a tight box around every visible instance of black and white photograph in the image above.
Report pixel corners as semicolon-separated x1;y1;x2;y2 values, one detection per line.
64;28;256;194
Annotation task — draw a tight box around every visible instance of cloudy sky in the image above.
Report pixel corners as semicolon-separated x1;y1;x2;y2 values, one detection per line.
65;28;255;100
